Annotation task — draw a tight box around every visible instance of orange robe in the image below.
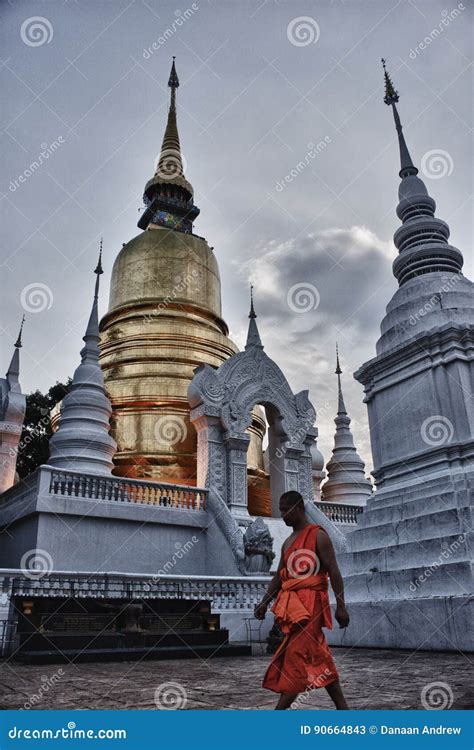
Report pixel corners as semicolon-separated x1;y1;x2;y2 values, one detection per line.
262;524;339;694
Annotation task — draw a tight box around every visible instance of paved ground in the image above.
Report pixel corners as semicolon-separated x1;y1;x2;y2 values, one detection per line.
0;647;472;710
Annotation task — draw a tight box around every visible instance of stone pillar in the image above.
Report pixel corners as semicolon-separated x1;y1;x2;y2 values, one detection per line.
225;435;250;518
268;432;288;516
192;410;227;499
268;440;315;514
284;448;301;493
298;437;317;504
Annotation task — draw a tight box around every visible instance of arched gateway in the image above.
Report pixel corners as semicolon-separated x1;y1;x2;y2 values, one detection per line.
188;296;346;553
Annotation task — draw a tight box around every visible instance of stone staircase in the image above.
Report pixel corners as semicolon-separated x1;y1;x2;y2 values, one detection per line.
327;472;473;651
15;629;251;665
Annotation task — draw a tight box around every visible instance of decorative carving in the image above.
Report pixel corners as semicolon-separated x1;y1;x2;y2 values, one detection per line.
188;364;224;409
297;454;314;503
5;570;270;609
209;435;226;497
244;517;275;573
188;322;347;563
295;389;316;424
232;464;247;504
286;473;299;491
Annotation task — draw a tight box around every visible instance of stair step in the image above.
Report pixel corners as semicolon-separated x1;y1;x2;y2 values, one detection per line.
355;491;469;530
15;643;252;664
367;475;473;510
348;507;469;551
340;560;472;602
339;532;469;574
20;629;229;651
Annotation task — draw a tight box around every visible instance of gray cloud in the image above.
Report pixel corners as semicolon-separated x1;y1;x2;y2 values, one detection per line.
230;225;398;472
1;0;471;482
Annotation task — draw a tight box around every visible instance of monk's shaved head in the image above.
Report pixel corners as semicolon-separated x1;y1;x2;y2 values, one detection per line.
279;491;306;526
280;490;304;508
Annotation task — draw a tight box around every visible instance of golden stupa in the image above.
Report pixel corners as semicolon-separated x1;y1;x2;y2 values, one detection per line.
99;59;270;515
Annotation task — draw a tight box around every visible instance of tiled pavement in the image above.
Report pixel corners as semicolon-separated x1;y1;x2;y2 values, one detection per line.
0;647;472;710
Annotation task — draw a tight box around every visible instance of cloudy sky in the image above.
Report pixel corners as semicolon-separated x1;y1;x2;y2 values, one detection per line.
1;0;472;471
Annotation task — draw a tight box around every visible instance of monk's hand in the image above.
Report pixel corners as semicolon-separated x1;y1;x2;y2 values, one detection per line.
335;605;350;628
254;601;268;620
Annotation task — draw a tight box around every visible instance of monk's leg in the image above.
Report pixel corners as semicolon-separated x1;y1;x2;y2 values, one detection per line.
275;692;299;710
325;680;349;709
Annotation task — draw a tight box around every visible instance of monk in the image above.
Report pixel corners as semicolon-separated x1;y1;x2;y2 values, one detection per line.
254;490;349;710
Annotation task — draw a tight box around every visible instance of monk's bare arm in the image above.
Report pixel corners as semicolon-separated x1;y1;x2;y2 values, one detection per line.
254;550;285;620
317;530;350;628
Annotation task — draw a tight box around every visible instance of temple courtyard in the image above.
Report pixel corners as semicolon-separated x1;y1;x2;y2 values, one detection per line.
0;647;472;711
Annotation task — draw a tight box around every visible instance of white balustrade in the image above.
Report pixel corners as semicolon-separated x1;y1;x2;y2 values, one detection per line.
48;470;207;512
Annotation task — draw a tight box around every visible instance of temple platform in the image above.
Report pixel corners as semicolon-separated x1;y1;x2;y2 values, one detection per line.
15;641;251;665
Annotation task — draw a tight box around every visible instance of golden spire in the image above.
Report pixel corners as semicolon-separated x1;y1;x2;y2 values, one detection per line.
168;55;179;106
156;57;184;181
94;237;103;276
84;239;104;350
140;57;199;231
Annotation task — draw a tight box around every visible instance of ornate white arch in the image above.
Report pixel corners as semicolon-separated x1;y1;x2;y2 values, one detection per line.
189;338;347;558
189;341;315;514
189;311;349;562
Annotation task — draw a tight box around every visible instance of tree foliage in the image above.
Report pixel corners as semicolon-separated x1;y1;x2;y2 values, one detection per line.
16;379;71;479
